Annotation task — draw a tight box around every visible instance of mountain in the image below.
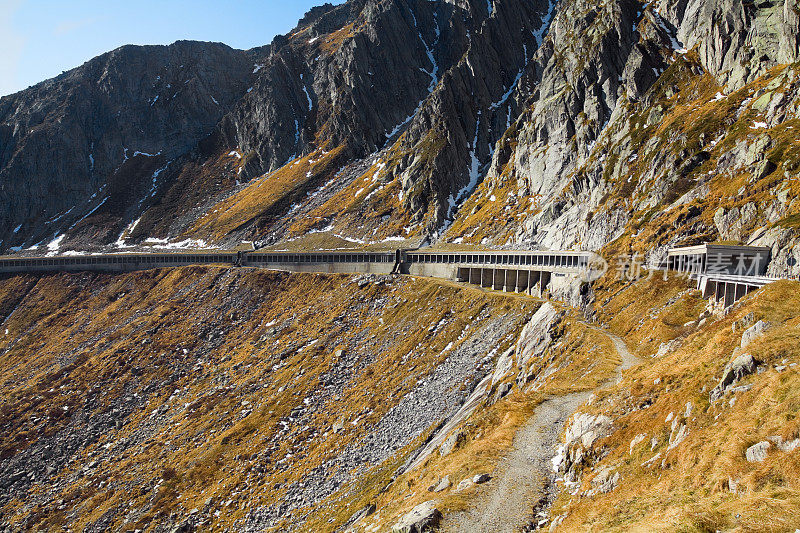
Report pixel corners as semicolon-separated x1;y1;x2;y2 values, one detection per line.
0;41;256;251
2;0;800;531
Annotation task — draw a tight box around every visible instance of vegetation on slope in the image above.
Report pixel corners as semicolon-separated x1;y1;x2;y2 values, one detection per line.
0;267;533;531
547;276;800;532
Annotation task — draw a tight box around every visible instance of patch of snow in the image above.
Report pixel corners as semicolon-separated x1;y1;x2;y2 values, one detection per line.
410;7;439;92
302;84;313;110
47;234;65;252
115;217;142;248
150;95;159;106
533;0;558;45
751;121;768;129
253;63;264;73
143;238;209;249
210;95;219;105
309;224;334;235
446;111;483;219
13;224;21;234
385;113;414;141
247;87;253;93
89;153;95;171
490;69;524;110
69;197;108;229
133;150;161;157
229;151;241;159
333;233;366;245
653;11;687;53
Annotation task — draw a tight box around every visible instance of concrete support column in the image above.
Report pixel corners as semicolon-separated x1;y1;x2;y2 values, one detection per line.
481;268;493;289
493;269;504;290
541;271;552;298
724;282;735;308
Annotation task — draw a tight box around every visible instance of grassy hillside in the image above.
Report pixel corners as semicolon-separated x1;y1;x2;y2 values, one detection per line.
0;268;536;531
547;278;800;532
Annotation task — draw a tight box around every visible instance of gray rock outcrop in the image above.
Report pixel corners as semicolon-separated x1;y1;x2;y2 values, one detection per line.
0;41;254;250
740;320;772;350
391;500;441;533
745;441;771;463
710;353;757;401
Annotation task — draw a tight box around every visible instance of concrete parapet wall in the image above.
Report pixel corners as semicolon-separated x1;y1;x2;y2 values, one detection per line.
406;263;459;279
249;262;395;275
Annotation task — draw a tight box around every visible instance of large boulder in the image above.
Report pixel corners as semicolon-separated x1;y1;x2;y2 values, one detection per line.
566;413;614;449
439;431;465;457
392;501;442;533
516;302;564;373
745;441;771;463
428;475;451;493
740;320;772;350
710;353;757;401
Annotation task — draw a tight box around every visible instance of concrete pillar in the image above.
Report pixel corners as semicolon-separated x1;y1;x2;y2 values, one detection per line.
724;282;736;308
541;271;552;297
517;270;529;293
493;269;504;290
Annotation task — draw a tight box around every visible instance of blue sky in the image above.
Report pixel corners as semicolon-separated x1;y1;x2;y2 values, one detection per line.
0;0;344;97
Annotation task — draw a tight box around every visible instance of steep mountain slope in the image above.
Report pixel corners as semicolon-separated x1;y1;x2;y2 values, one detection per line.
0;268;534;531
3;0;800;531
445;0;800;275
145;0;556;249
0;41;255;252
544;276;800;531
2;0;799;265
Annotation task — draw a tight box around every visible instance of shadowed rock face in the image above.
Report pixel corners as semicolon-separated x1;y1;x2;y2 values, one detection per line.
216;0;553;233
2;0;799;255
0;41;254;250
0;0;555;250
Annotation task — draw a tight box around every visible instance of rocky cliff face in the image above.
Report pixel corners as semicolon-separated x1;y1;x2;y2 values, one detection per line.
444;0;800;275
0;41;255;251
2;0;799;275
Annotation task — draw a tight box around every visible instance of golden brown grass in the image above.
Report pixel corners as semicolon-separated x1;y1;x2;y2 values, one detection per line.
189;145;347;241
550;280;800;532
343;304;621;532
0;267;534;531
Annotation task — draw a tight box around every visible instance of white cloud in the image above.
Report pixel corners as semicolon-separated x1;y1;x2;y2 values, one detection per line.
0;0;28;97
54;16;100;36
